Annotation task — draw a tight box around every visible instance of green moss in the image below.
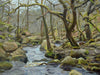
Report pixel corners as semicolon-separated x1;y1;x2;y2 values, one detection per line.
0;62;12;70
78;58;87;65
91;66;100;71
88;63;100;67
62;42;72;48
48;59;60;63
72;46;80;49
8;26;14;32
45;51;55;58
16;42;21;47
0;43;3;47
84;50;89;55
8;35;13;38
0;35;5;40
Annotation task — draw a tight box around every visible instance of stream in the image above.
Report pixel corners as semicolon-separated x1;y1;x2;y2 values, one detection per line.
0;45;99;75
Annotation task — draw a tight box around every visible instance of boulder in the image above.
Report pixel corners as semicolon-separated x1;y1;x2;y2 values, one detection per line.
61;56;77;66
3;42;18;52
40;40;55;51
0;48;8;61
70;49;86;58
22;37;30;44
0;62;12;71
11;48;27;63
69;70;82;75
78;57;87;65
53;47;65;59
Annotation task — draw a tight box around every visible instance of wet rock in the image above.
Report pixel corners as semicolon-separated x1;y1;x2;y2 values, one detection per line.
28;36;41;45
3;42;18;52
62;42;72;48
45;51;55;58
53;47;65;59
70;49;86;58
88;42;96;48
11;48;27;63
48;59;60;64
95;37;100;42
0;35;5;40
69;70;82;75
61;56;77;66
78;57;87;65
0;62;12;72
40;40;55;51
22;37;30;44
0;48;9;61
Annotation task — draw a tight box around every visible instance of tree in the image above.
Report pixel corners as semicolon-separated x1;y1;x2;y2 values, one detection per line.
16;0;20;39
41;0;52;51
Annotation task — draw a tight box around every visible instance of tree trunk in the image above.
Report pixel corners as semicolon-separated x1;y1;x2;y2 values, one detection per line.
85;24;92;40
41;0;52;51
66;31;79;46
63;18;79;47
17;0;20;38
40;21;44;39
26;0;29;30
50;5;56;40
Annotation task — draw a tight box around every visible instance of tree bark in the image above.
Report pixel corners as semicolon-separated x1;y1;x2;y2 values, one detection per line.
41;0;52;51
50;5;56;40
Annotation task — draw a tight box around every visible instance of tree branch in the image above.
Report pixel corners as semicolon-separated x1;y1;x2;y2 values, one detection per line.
36;11;49;20
75;0;89;9
10;3;63;18
0;0;11;7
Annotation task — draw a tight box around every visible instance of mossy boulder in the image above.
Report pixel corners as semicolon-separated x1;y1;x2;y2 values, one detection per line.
0;62;12;71
28;36;41;44
45;51;55;58
95;37;100;42
88;42;96;47
11;48;27;63
48;59;60;64
62;42;72;48
53;47;65;59
22;37;30;44
69;70;82;75
0;35;5;40
11;55;27;63
40;40;55;51
78;58;87;65
61;56;77;66
0;48;9;61
70;49;86;58
3;42;18;52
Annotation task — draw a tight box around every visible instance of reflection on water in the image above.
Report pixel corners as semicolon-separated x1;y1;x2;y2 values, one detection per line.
0;45;99;75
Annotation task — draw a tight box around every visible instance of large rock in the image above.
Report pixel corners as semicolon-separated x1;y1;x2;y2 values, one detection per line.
28;36;41;44
40;40;55;51
70;49;86;58
11;48;27;63
53;47;65;59
3;42;18;52
22;37;30;44
61;56;77;66
0;48;8;61
0;62;12;71
69;70;82;75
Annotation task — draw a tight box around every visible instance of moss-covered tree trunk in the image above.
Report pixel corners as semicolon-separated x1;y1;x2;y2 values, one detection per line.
41;0;52;51
26;0;29;31
17;0;20;39
50;5;56;40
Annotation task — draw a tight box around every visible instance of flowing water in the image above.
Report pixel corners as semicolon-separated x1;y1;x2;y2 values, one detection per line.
0;45;99;75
